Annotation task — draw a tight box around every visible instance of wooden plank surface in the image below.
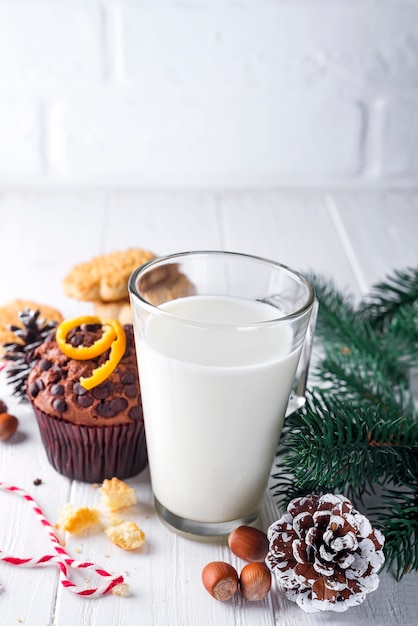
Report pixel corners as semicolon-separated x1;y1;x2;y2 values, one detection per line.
0;191;417;626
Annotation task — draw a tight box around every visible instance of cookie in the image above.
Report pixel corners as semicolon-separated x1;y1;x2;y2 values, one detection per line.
63;248;156;303
0;299;63;356
93;300;133;325
139;263;196;306
92;262;196;320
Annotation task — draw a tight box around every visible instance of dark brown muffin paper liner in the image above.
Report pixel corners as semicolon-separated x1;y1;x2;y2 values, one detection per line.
32;405;148;483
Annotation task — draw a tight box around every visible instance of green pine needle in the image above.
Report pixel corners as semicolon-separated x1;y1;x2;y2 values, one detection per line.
273;391;418;502
359;267;418;332
316;347;415;417
373;488;418;581
307;272;371;350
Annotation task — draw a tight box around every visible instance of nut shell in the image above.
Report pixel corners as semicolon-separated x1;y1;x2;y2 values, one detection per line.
202;561;239;601
240;562;272;601
0;413;18;441
228;525;269;562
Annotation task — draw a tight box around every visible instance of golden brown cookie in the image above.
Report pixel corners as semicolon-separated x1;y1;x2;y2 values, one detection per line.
93;300;133;325
140;264;196;306
92;262;196;320
0;299;63;356
63;248;156;303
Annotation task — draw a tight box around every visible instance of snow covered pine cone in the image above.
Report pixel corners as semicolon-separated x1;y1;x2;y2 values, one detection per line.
2;309;58;400
266;493;385;613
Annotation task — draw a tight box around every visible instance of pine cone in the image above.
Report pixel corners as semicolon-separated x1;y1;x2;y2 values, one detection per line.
2;308;58;401
266;493;385;613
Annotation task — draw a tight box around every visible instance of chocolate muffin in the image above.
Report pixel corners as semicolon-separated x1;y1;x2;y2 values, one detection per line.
27;322;147;482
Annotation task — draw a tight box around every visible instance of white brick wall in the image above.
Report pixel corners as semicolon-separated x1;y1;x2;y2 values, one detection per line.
0;0;416;188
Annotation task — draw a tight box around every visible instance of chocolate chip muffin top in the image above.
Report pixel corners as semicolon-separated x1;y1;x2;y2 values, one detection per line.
27;323;143;427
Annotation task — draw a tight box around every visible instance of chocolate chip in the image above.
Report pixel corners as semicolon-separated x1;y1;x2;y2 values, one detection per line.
96;402;115;418
36;379;45;391
73;382;87;395
77;395;93;408
0;399;7;413
81;323;101;332
110;397;128;414
92;383;110;400
129;406;142;420
125;385;138;398
70;334;84;347
39;359;51;371
52;398;67;413
121;371;136;385
28;381;39;397
33;478;42;486
51;384;64;396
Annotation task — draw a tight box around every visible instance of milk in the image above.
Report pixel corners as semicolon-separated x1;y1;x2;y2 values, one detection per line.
136;295;302;524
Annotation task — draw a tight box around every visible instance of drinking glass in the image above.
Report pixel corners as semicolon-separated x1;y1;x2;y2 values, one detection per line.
129;251;316;538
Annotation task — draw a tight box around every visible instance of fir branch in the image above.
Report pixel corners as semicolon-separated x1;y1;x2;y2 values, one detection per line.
272;267;418;579
273;391;418;511
359;267;418;332
316;347;415;418
308;273;369;350
308;272;407;384
372;487;418;581
384;308;418;369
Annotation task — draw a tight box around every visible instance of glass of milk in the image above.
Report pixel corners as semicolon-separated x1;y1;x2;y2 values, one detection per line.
129;251;316;538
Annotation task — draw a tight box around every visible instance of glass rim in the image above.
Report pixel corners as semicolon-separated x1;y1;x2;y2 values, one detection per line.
128;250;316;328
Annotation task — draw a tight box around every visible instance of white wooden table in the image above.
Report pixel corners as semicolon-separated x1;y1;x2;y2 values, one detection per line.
0;191;417;626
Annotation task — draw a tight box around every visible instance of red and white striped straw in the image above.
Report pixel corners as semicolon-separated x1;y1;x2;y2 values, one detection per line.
0;482;127;598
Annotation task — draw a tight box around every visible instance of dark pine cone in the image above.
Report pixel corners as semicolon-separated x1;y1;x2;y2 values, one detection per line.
2;308;58;401
266;493;385;613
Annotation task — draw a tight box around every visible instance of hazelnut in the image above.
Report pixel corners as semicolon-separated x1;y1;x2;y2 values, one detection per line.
228;525;269;562
201;561;239;601
0;413;18;441
239;562;272;601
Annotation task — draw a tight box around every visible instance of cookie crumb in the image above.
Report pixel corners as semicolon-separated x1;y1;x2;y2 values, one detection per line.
100;477;137;512
112;582;130;597
105;521;145;551
57;503;101;534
